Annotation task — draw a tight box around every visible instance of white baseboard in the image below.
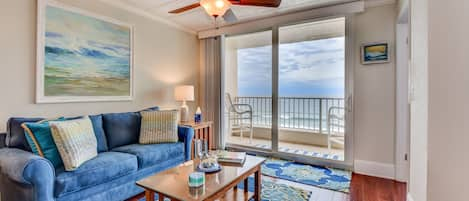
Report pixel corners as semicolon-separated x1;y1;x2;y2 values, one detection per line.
354;160;395;180
407;193;414;201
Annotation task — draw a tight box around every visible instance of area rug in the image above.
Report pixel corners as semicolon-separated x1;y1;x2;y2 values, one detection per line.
140;176;311;201
261;158;351;193
237;177;312;201
254;144;343;160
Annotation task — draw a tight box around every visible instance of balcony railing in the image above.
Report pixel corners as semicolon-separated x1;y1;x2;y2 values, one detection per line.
234;96;345;134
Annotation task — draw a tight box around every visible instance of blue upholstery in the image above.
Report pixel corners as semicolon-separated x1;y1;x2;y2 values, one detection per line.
178;126;195;161
89;115;108;152
112;143;184;169
54;152;137;197
0;107;194;201
102;112;141;149
0;148;55;201
0;132;5;148
6;117;43;151
56;155;184;201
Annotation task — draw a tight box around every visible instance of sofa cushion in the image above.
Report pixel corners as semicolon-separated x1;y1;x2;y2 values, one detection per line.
65;115;108;153
88;115;108;152
139;110;179;144
6;117;44;151
112;143;184;169
102;112;140;149
54;151;137;197
50;117;98;171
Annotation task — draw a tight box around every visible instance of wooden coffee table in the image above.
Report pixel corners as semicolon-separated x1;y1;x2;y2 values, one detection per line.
136;155;265;201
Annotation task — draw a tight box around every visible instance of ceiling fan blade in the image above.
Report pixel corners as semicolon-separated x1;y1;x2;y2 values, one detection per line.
222;8;238;23
229;0;282;7
168;3;201;14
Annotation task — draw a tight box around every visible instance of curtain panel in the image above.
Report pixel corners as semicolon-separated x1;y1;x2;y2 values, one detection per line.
199;36;224;149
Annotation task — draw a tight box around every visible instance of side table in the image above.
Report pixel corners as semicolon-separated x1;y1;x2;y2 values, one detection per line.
179;121;214;159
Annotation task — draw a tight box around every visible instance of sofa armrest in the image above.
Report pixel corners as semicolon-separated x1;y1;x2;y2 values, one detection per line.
178;126;194;161
0;148;55;201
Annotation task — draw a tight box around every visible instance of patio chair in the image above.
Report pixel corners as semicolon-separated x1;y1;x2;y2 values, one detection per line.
327;106;345;151
225;93;254;144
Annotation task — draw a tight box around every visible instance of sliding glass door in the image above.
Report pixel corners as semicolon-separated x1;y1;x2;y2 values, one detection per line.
223;17;351;166
278;18;346;161
223;30;273;151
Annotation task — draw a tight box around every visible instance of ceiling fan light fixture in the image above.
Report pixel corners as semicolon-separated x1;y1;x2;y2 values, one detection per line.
200;0;231;17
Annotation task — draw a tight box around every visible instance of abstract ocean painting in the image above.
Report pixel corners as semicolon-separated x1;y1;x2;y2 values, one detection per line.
362;43;389;64
42;5;131;100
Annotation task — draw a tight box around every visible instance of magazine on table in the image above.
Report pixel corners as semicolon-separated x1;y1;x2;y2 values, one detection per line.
216;150;246;164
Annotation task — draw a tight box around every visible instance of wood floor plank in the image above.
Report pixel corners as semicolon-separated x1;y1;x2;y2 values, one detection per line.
349;173;406;201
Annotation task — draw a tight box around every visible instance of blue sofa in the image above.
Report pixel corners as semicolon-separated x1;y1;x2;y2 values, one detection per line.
0;108;194;201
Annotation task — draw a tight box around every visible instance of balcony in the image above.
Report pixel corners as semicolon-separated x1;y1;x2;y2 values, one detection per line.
226;96;345;161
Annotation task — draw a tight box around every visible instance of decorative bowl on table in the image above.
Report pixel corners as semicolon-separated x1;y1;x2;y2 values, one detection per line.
197;153;221;173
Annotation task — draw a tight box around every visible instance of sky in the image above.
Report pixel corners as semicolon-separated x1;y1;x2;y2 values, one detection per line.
237;37;345;98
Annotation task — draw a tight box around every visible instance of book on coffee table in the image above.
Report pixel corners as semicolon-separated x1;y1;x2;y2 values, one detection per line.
216;151;246;164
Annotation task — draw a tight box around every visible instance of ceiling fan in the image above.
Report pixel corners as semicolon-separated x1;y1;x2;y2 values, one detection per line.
168;0;282;23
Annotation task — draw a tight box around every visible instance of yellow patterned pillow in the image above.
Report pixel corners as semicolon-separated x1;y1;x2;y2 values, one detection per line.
139;110;179;144
49;116;98;171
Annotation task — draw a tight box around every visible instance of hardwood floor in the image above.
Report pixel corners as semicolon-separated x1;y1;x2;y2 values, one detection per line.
127;173;407;201
349;173;407;201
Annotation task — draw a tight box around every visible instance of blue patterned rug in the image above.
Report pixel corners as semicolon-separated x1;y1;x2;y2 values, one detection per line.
238;177;312;201
262;158;351;193
140;177;311;201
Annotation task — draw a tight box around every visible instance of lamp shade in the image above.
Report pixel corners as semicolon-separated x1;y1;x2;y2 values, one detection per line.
174;85;194;101
200;0;231;17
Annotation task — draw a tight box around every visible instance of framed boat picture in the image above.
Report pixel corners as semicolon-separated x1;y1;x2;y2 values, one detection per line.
361;42;390;65
36;0;133;103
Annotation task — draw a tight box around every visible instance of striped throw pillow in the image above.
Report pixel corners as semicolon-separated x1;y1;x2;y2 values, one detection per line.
49;116;98;171
139;110;179;144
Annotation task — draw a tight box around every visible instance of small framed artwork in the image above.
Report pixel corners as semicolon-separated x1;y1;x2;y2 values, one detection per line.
36;0;133;103
361;42;390;65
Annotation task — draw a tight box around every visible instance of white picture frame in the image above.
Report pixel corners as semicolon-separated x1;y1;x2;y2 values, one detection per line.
36;0;134;103
361;42;390;65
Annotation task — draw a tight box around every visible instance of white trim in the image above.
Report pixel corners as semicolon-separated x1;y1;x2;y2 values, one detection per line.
198;1;364;39
365;0;396;8
407;193;414;201
395;23;410;182
97;0;196;35
36;0;134;103
354;160;395;180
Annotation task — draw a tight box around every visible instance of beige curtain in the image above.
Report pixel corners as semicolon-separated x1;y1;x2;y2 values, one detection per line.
199;36;224;149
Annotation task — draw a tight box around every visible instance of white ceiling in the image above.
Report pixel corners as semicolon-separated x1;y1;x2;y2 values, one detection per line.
101;0;392;33
103;0;360;32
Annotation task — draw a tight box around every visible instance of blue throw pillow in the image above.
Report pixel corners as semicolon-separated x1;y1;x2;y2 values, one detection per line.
22;118;65;168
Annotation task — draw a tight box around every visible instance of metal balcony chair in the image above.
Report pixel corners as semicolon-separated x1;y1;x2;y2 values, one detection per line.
327;106;345;151
225;93;253;144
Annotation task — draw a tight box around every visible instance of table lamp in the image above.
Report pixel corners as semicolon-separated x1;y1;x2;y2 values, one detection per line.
174;85;194;122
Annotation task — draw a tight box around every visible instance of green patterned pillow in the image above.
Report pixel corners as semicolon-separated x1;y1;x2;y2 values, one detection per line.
49;116;98;171
139;110;179;144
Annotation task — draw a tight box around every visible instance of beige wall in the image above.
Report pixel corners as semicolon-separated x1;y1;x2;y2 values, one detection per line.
0;0;199;132
353;5;396;166
427;0;469;201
